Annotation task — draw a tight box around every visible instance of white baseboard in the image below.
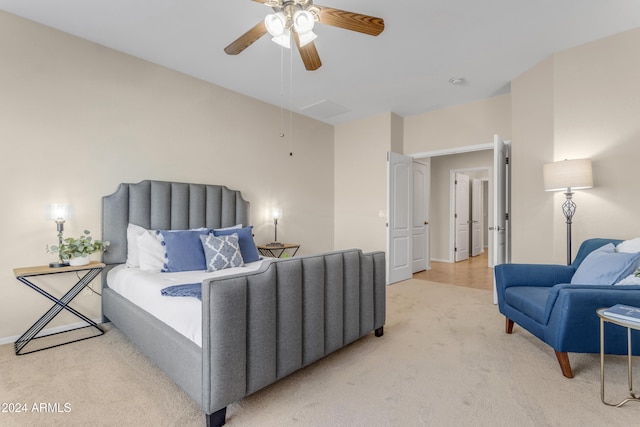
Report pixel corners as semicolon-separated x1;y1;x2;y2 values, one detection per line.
0;318;102;346
430;258;451;263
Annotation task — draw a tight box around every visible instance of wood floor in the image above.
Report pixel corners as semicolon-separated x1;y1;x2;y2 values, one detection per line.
413;250;494;291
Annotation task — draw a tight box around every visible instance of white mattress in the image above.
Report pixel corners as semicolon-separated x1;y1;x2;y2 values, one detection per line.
107;261;264;347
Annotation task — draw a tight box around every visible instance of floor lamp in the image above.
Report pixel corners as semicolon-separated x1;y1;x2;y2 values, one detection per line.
543;159;593;265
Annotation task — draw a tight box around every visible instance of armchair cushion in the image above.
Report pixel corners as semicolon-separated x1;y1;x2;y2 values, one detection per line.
504;286;553;324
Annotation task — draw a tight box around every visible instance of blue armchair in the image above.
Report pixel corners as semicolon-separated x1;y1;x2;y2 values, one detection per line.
495;238;640;378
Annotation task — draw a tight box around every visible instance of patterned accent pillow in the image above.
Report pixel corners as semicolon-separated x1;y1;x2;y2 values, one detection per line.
200;233;245;271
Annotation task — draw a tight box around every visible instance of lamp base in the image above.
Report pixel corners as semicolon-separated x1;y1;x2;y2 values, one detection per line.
49;261;70;268
266;242;284;247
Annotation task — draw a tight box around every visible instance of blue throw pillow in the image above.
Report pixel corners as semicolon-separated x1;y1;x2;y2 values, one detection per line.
571;243;640;285
159;229;210;272
212;225;260;263
200;233;245;271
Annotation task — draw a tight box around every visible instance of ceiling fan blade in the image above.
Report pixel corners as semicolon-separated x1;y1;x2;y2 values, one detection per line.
294;32;322;71
316;6;384;36
224;20;268;55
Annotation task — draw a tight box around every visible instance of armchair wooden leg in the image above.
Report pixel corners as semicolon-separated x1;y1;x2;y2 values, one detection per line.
505;318;514;334
555;351;574;378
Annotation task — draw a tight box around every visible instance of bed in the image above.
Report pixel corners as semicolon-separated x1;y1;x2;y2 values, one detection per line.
101;180;386;426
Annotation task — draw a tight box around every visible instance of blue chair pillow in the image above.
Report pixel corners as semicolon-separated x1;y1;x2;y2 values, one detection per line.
571;243;640;285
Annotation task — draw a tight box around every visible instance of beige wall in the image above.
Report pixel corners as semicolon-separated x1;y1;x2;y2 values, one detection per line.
334;112;399;253
510;57;556;262
404;94;512;154
0;12;334;340
511;27;640;263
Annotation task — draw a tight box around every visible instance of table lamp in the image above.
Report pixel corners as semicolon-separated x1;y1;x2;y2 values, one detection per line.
268;208;283;247
47;203;72;267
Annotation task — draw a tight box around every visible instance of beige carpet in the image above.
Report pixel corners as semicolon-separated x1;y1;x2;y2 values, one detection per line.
1;279;639;426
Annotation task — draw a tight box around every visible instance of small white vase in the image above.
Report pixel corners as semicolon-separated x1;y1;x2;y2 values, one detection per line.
69;255;90;266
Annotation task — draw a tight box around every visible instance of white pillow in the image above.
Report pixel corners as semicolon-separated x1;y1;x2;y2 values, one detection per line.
617;238;640;253
616;271;640;285
137;231;165;272
126;223;147;267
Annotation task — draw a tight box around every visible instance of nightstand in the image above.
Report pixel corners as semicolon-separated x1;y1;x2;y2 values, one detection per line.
257;243;300;258
13;261;105;355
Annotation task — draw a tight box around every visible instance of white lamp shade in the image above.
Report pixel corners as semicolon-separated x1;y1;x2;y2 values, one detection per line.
271;30;291;48
293;10;315;34
297;30;317;47
543;158;593;191
46;203;72;220
265;12;288;37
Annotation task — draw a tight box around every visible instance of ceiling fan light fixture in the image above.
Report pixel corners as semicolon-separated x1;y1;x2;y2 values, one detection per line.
271;29;291;49
297;30;317;47
293;10;315;34
265;12;288;37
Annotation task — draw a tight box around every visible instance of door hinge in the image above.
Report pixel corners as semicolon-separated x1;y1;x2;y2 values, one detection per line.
506;156;510;165
505;213;509;221
455;179;458;185
454;247;457;252
454;213;458;219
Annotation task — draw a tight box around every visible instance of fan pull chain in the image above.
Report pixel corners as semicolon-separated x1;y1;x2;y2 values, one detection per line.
289;40;294;157
279;44;285;139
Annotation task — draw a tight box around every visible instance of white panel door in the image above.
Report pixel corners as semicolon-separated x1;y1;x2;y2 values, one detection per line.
471;178;483;257
412;161;429;273
454;172;470;262
493;135;508;267
387;152;413;284
492;134;510;303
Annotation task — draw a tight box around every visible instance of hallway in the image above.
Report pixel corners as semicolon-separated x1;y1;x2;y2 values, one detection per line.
413;251;493;291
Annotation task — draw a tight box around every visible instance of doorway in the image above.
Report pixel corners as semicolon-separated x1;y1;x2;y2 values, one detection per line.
387;138;510;286
421;149;494;266
450;167;491;265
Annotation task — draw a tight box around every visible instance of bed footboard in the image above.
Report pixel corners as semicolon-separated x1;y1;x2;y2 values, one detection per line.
201;249;385;424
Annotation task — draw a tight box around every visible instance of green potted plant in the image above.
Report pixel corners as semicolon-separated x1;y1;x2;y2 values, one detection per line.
48;229;110;266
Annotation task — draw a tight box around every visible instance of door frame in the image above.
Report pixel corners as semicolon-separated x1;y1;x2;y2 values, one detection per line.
408;142;499;266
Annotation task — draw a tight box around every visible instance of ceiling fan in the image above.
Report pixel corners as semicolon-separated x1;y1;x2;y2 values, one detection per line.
224;0;385;71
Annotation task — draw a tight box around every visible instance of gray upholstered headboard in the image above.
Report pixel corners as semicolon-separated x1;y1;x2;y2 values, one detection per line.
102;180;250;266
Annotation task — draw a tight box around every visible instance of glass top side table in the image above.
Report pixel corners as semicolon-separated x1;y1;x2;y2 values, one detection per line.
597;307;640;407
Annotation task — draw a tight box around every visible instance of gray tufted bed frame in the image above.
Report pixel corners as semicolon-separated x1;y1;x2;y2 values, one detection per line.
101;180;386;426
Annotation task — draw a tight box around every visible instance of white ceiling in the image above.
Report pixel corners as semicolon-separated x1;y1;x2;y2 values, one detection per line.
2;0;640;125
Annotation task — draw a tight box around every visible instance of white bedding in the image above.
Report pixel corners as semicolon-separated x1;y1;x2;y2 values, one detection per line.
107;260;265;347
